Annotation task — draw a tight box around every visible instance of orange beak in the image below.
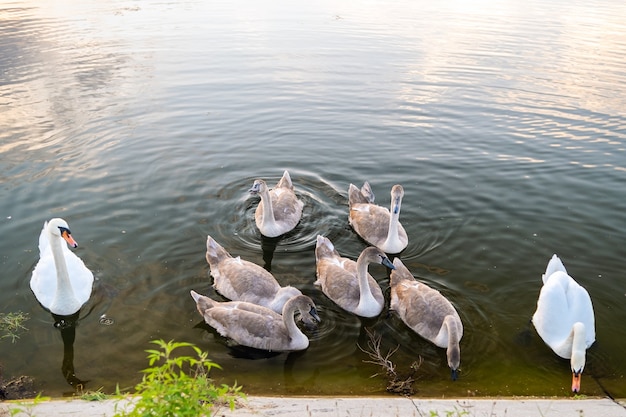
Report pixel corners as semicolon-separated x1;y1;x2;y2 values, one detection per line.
571;371;582;393
62;230;78;248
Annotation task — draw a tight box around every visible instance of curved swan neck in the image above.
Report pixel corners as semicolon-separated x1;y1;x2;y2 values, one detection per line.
283;303;308;348
49;231;76;301
259;187;278;228
443;315;461;374
355;256;377;311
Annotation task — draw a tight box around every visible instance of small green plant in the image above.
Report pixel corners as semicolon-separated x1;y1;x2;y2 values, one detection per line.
114;339;244;417
79;387;109;401
8;393;50;417
0;311;29;343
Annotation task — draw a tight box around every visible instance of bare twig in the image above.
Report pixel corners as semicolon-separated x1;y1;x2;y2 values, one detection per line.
357;328;422;396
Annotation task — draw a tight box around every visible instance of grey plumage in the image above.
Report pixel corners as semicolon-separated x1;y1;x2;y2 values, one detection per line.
191;291;320;352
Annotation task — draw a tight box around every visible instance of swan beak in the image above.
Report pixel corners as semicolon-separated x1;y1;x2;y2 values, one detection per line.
249;181;261;194
61;229;78;248
572;371;582;393
451;368;459;381
309;306;321;323
393;197;401;214
381;256;396;270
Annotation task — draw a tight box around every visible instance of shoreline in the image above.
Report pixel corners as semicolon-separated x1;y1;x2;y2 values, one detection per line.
3;395;626;417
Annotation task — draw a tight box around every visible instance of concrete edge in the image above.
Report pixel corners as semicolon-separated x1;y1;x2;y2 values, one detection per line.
2;396;626;417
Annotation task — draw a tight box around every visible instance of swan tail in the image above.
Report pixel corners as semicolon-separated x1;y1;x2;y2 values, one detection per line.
543;254;568;283
190;290;216;314
276;170;294;189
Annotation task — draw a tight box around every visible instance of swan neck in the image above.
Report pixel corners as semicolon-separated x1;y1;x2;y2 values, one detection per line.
48;233;74;304
259;188;277;226
284;305;305;340
571;322;587;371
383;201;401;246
50;232;72;290
355;257;376;308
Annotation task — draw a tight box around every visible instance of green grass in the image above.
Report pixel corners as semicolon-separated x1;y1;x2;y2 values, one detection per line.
113;339;245;417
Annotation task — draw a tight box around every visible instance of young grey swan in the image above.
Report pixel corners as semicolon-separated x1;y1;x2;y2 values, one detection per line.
314;235;394;318
190;290;320;352
348;182;408;254
30;218;94;316
205;235;302;314
532;254;595;393
389;258;463;380
249;170;304;237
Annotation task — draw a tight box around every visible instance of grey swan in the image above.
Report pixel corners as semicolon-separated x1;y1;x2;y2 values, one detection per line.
314;235;394;318
205;235;302;314
190;290;320;352
389;258;463;380
348;182;408;254
249;170;304;237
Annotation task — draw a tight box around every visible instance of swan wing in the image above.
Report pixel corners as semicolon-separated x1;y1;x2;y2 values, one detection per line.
212;257;280;305
204;306;288;350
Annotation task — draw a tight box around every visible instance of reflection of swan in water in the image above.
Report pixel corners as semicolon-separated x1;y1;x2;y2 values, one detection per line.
52;312;88;389
261;235;281;272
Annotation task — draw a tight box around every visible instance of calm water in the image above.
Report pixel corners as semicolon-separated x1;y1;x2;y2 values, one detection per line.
1;0;625;399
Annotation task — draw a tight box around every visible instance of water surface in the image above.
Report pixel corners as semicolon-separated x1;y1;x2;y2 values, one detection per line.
1;0;625;398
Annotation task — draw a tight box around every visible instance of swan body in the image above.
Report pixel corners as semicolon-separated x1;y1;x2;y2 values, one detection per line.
314;235;394;318
532;254;595;393
389;258;463;380
30;218;94;316
205;235;302;314
249;170;304;237
190;290;320;352
348;182;408;254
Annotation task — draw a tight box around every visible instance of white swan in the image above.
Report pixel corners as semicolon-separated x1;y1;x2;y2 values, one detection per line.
348;182;408;254
249;170;304;237
205;235;302;314
30;218;94;316
532;254;595;393
190;290;320;352
389;258;463;380
314;235;394;318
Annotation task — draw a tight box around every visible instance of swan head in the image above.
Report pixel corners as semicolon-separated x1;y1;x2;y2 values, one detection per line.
249;179;268;195
47;218;78;248
287;295;321;326
447;344;461;381
390;184;404;214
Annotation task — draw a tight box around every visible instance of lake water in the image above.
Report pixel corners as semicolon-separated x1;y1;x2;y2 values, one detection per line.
1;0;625;399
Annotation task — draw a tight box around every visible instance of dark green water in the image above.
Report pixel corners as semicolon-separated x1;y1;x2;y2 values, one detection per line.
1;0;625;399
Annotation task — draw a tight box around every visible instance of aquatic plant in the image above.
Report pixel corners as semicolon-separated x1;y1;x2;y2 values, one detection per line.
0;311;29;343
114;339;244;417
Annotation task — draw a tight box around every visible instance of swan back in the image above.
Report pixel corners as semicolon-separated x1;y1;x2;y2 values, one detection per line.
348;182;408;254
249;171;304;237
191;291;320;352
205;236;301;314
314;235;392;318
390;258;463;378
30;218;94;316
